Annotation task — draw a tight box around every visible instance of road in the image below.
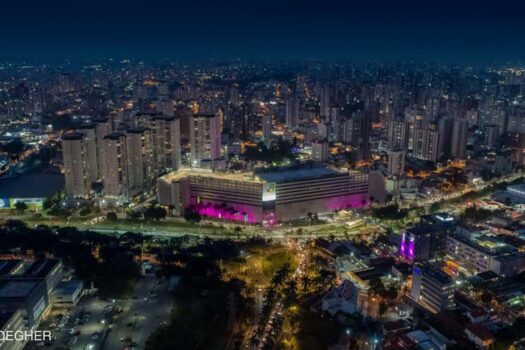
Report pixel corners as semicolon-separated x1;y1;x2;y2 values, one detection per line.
247;241;308;350
102;272;173;350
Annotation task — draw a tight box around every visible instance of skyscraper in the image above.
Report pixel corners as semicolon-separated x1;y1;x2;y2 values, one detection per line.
387;120;408;150
451;118;468;159
312;139;328;163
62;132;94;200
100;133;129;202
190;113;222;168
262;112;272;148
387;149;405;176
412;126;440;163
126;127;154;193
148;115;182;173
438;117;453;159
320;84;331;117
285;96;299;129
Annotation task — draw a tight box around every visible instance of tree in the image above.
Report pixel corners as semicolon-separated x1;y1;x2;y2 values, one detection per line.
43;197;55;210
143;205;167;221
368;277;385;296
183;207;201;224
106;212;118;222
461;206;492;224
379;301;388;316
14;202;28;215
126;210;142;221
480;291;493;304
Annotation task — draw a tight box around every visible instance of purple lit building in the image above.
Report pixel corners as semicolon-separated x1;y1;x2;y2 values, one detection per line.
157;167;369;225
399;213;456;262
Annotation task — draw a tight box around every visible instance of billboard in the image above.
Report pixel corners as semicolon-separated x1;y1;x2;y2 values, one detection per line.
0;198;45;209
262;182;276;202
0;198;10;208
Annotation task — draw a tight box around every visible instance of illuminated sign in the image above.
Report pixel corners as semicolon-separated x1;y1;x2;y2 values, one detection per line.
0;198;10;208
262;182;276;202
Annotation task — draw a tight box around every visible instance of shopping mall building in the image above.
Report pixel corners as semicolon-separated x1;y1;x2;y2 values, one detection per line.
157;167;369;225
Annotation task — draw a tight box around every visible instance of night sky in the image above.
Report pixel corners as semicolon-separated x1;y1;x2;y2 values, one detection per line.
1;0;525;62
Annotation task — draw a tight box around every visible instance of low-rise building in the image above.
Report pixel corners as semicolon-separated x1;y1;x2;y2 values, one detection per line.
51;280;84;307
0;279;49;328
411;263;455;313
0;309;26;350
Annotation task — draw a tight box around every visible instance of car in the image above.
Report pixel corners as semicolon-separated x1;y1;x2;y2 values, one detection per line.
121;336;132;343
91;332;101;340
67;336;78;346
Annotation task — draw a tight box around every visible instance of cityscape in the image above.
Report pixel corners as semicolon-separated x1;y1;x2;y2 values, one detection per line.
2;1;525;350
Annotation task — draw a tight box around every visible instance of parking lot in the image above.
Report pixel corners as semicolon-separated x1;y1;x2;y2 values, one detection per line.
25;270;174;350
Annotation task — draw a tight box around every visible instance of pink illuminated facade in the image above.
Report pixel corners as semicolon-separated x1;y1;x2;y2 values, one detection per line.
399;232;415;261
157;167;368;226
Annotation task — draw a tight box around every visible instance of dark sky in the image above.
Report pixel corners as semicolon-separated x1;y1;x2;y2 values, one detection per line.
1;0;525;62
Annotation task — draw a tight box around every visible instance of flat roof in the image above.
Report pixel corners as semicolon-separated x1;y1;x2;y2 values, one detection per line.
0;310;19;328
160;168;263;184
256;167;344;183
53;280;83;295
0;260;22;276
160;167;353;185
0;280;40;299
23;259;61;279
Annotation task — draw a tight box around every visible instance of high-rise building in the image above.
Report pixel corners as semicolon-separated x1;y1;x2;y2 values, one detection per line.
387;149;405;176
75;124;99;186
312;139;328;163
148;115;181;172
100;133;129;202
285;96;299;129
229;85;240;107
387;120;408;150
411;263;455;313
262;112;272;148
484;124;499;150
320;84;331;117
190;113;222;168
126;127;154;193
438;117;453;159
412;126;440;163
62;132;95;200
451;118;468;159
399;213;456;262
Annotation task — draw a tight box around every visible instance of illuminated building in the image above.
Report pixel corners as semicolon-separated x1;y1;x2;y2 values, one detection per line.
387;148;405;176
126;127;154;194
446;232;525;276
262;111;272;148
62;132;96;199
399;213;456;262
387;120;408;150
100;133;129;202
411;263;455;313
451;118;468;160
190;113;222;169
147;114;182;172
157;167;369;225
312;139;328;163
285;96;299;129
